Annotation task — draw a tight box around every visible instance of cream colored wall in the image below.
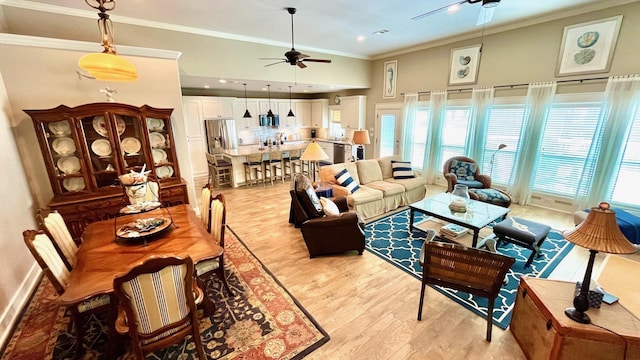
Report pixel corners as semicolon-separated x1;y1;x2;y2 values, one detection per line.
364;1;640;142
0;70;41;347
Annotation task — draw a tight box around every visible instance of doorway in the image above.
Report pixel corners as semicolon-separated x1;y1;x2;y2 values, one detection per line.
376;108;402;158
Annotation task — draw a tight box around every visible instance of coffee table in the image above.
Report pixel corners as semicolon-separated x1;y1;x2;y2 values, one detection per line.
409;193;510;247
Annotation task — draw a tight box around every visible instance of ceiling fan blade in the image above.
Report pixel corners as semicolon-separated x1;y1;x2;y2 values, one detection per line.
302;59;332;63
476;6;495;25
297;61;307;69
297;53;310;59
264;61;286;67
412;0;468;21
259;57;286;60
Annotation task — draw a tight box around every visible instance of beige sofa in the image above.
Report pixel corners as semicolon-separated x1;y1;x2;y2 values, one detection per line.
319;156;427;219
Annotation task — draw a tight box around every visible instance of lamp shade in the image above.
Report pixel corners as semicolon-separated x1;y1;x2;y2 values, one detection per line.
563;202;637;254
300;142;329;161
79;53;138;82
352;130;370;145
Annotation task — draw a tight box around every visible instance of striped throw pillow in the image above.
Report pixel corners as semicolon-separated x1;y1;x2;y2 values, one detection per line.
391;160;415;179
335;169;360;193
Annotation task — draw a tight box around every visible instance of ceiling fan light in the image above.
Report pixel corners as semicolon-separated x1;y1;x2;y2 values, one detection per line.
79;53;137;82
482;0;500;8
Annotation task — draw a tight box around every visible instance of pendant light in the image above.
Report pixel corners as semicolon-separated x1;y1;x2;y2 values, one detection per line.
266;84;275;119
78;0;137;82
287;85;295;117
242;83;252;118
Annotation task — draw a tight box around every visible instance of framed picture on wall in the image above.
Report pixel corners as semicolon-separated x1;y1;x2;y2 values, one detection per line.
448;44;482;86
383;60;397;99
556;15;623;76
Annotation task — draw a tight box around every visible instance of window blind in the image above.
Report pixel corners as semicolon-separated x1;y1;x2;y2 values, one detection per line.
411;108;430;168
439;106;470;169
482;105;525;184
611;107;640;206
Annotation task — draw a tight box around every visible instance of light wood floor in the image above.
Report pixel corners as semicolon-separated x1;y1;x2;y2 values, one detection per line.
212;181;614;359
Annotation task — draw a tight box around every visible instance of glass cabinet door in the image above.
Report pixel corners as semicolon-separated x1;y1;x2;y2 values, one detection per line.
41;118;87;194
79;114;120;190
115;113;149;174
147;116;177;180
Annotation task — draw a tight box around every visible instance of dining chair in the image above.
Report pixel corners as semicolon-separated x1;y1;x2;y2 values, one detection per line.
243;153;264;187
263;150;285;186
200;183;212;232
38;209;78;270
195;193;233;295
23;230;112;358
417;240;514;342
112;255;206;360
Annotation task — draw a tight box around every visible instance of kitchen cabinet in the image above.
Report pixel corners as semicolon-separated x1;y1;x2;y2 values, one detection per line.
295;100;312;127
26;102;188;239
202;97;234;118
310;99;329;128
316;140;334;163
278;101;296;128
233;99;260;129
340;95;366;131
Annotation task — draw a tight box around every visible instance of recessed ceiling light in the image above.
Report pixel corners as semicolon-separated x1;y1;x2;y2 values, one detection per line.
218;79;227;83
373;29;389;35
203;85;210;89
357;35;366;42
448;4;460;13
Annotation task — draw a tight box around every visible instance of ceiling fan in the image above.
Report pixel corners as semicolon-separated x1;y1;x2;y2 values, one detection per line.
412;0;501;26
259;7;331;69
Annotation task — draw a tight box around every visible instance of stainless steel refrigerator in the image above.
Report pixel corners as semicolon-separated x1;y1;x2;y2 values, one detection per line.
204;118;238;153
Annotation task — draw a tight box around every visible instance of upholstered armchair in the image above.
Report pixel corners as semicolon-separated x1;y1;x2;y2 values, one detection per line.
443;156;491;193
289;174;365;258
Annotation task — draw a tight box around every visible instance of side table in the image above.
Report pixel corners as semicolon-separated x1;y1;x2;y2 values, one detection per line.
314;182;333;198
510;276;640;360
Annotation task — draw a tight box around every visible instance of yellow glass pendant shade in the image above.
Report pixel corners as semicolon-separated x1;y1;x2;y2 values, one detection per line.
79;52;137;82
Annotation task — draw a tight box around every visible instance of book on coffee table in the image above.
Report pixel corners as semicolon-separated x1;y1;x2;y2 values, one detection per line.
440;223;469;240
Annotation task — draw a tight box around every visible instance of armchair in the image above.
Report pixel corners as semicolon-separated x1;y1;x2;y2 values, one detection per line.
289;174;365;258
443;156;491;193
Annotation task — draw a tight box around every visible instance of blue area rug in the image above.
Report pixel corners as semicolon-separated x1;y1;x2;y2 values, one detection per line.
365;209;574;329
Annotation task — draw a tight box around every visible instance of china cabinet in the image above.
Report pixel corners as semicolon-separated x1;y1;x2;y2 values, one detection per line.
26;103;188;239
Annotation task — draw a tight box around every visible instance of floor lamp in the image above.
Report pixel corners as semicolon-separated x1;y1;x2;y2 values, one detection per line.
300;141;329;187
352;130;370;161
562;202;636;324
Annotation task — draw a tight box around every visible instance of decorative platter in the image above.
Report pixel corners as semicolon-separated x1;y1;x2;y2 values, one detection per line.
149;132;166;148
57;156;81;174
120;201;162;214
156;165;174;179
91;139;112;157
93;116;126;137
152;149;168;165
147;118;165;131
62;177;85;192
122;137;142;155
51;137;76;156
48;121;71;136
116;217;171;239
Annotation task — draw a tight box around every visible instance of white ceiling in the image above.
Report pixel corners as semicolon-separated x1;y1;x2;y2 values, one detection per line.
0;0;627;93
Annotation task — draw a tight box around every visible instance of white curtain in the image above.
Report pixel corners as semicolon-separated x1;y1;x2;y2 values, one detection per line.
508;82;557;205
423;90;448;183
401;93;419;162
575;75;640;208
464;87;495;165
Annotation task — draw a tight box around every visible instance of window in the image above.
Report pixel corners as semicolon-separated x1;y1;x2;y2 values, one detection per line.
411;108;429;168
532;102;601;196
439;106;470;169
610;107;640;206
482;104;525;184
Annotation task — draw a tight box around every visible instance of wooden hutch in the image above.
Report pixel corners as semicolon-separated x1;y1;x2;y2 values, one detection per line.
26;103;189;239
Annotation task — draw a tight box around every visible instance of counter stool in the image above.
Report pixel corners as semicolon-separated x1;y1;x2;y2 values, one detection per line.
263;150;284;186
493;217;551;268
284;149;303;178
207;153;233;188
243;153;264;187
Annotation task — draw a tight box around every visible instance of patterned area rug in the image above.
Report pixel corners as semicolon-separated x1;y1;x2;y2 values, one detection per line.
1;227;329;360
365;209;574;329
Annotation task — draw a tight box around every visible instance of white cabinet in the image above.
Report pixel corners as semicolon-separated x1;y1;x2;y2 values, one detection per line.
317;140;334;163
277;101;297;128
340;95;366;131
201;97;234;118
310;99;329;128
233;99;260;129
258;100;276;115
293;101;311;128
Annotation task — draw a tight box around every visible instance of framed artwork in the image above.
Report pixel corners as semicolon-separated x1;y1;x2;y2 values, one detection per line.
556;15;623;76
383;60;397;99
448;44;481;86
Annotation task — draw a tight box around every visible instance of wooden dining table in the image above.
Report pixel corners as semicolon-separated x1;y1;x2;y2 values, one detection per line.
58;204;223;307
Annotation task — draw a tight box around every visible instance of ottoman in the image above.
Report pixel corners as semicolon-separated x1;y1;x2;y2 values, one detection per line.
468;188;512;208
493;217;551;268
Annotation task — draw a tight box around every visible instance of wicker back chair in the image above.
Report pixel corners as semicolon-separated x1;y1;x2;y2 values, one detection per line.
417;240;514;342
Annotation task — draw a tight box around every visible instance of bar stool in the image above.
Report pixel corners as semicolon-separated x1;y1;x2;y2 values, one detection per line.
263;150;285;186
284;149;303;178
243;153;264;187
207;153;233;188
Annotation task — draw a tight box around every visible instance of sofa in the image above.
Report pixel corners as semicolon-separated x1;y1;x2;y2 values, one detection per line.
319;156;427;219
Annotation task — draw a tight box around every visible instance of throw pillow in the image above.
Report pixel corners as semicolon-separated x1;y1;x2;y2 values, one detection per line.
335;169;360;194
391;160;415;179
319;197;340;216
450;160;477;181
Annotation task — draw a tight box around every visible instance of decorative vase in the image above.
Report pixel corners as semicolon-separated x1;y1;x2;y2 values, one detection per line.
449;184;470;213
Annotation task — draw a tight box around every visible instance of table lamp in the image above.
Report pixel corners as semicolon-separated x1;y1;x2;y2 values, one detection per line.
562;202;637;324
352;130;370;160
300;141;329;187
